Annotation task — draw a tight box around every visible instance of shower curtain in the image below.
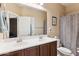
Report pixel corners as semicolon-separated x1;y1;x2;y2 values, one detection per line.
60;14;79;55
0;11;8;39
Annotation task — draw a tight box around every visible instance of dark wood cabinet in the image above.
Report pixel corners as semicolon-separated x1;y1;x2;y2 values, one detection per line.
18;49;25;56
40;43;50;56
1;41;57;56
24;46;39;56
40;41;57;56
50;41;57;56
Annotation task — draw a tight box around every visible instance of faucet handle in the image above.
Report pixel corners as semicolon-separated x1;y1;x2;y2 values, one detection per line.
17;37;22;43
39;35;43;39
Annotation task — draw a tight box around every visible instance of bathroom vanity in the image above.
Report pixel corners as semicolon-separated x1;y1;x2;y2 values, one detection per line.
1;41;57;56
0;36;57;56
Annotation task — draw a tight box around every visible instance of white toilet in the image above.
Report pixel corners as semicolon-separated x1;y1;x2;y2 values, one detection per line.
57;39;74;56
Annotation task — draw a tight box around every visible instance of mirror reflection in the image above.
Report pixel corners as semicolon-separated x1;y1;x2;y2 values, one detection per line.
0;3;47;38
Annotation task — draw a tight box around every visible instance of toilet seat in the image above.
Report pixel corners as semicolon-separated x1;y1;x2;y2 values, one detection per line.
57;47;72;56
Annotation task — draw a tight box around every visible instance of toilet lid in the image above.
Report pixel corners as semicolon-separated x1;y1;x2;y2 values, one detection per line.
57;47;72;55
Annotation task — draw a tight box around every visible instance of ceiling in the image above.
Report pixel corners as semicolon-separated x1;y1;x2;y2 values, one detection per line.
18;3;78;7
17;3;79;11
61;3;79;7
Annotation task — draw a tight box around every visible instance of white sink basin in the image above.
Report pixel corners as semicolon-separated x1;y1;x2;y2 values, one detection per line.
23;38;39;43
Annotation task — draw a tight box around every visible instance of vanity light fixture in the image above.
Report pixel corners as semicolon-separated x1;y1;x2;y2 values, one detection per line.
39;3;44;5
21;3;46;11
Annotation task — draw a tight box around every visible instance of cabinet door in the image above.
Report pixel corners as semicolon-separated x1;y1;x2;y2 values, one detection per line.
40;43;50;56
18;50;25;56
50;41;57;56
24;46;39;56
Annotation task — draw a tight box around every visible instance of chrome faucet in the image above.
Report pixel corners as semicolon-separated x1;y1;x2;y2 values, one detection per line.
39;36;43;39
17;37;22;43
39;35;43;41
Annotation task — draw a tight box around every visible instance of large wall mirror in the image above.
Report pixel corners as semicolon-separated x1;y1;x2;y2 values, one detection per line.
0;11;47;38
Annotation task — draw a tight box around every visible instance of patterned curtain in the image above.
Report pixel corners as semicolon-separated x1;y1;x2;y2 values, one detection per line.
60;14;79;55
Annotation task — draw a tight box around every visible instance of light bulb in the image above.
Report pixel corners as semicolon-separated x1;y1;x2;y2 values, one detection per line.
40;3;44;5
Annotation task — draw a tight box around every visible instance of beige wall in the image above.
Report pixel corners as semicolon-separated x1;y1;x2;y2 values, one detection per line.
21;5;47;28
1;4;22;15
19;5;47;35
43;3;65;37
65;4;79;14
1;4;46;21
